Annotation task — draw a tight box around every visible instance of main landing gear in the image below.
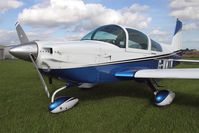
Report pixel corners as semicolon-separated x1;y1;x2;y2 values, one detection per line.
147;79;175;106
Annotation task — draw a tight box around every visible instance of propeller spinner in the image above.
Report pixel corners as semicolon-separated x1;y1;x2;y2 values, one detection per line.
9;43;38;61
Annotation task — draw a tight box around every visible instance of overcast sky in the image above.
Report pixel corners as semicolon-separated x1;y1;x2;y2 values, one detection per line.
0;0;199;49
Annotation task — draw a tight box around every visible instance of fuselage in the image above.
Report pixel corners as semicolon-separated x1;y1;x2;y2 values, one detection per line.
36;41;179;83
10;24;181;84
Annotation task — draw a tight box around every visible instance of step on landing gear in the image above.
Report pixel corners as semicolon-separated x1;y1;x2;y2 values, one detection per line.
147;79;175;106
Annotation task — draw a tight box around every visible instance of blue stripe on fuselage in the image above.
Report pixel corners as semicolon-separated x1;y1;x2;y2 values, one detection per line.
42;59;159;83
41;52;181;84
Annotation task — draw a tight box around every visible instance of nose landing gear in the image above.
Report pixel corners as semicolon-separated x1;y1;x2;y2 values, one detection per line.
48;85;79;113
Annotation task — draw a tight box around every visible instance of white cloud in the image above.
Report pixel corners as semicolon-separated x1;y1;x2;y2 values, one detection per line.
170;0;199;9
170;7;199;20
18;0;151;30
149;28;168;36
169;0;199;20
121;3;149;13
64;32;85;41
183;23;199;30
0;0;23;13
0;29;18;45
0;28;67;46
149;28;170;43
169;0;199;31
1;0;151;45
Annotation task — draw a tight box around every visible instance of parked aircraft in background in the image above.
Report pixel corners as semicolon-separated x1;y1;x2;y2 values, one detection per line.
9;19;199;113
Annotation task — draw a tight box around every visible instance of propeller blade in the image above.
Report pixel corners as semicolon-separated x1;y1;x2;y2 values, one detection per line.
29;54;50;98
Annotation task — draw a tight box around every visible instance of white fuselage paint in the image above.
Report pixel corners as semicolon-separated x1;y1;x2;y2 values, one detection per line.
35;40;173;70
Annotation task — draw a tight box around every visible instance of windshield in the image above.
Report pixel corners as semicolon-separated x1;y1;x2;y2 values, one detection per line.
81;25;126;48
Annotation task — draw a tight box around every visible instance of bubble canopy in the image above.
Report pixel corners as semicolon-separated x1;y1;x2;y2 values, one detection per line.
81;24;162;52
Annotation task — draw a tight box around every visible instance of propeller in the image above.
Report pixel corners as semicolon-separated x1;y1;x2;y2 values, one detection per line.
10;22;51;98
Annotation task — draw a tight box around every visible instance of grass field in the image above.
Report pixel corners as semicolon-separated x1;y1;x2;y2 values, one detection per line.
0;59;199;133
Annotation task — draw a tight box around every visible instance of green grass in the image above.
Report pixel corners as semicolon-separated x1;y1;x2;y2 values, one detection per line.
0;60;199;133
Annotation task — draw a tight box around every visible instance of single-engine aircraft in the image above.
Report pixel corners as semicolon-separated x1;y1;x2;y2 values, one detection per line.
9;19;199;113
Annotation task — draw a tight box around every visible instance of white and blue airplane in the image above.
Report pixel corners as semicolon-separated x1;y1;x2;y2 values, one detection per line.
9;19;199;113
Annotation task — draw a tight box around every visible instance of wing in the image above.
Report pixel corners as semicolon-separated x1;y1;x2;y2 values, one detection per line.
115;68;199;79
115;59;199;79
172;59;199;63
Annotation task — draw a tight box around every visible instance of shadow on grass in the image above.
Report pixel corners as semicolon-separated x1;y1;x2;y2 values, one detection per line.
174;91;199;108
50;80;199;109
51;81;150;106
67;81;151;100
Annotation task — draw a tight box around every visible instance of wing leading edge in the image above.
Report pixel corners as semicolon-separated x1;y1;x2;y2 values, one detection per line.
134;68;199;79
115;68;199;79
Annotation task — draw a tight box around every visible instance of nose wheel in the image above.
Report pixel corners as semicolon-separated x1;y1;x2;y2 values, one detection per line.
48;85;79;113
147;79;175;106
29;54;79;113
